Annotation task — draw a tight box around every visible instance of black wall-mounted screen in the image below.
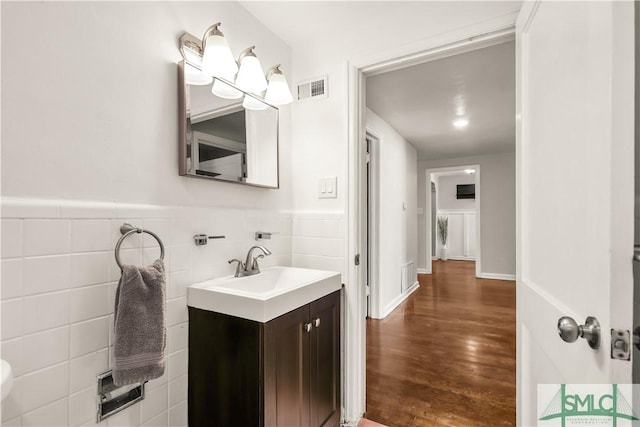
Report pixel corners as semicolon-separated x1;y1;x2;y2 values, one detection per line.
457;184;475;199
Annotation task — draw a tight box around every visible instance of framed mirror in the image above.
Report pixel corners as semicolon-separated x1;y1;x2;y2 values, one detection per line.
178;61;279;188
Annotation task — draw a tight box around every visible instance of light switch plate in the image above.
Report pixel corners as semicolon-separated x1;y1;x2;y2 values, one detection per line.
319;177;337;199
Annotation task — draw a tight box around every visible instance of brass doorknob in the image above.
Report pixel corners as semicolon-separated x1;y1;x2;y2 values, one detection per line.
557;316;600;349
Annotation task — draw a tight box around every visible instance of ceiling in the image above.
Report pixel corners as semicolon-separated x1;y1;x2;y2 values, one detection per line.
366;40;516;161
238;2;519;161
239;2;522;56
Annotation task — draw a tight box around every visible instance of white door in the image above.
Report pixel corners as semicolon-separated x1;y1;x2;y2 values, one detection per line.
517;2;635;426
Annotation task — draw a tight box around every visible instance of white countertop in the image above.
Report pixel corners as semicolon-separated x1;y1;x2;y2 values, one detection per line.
187;266;341;323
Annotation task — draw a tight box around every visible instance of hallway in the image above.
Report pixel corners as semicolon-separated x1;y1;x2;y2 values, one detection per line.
365;260;516;427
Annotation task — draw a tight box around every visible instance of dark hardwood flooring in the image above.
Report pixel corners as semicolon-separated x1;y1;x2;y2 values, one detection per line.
365;260;516;427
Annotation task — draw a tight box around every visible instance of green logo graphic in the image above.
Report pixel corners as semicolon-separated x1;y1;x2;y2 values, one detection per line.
539;384;638;427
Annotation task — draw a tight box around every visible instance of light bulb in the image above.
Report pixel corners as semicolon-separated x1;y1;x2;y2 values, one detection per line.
453;118;469;129
235;47;268;94
212;78;242;99
243;95;268;111
265;68;293;105
201;24;238;78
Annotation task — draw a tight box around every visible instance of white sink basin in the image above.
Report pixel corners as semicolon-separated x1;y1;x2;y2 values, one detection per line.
1;359;13;401
187;266;341;322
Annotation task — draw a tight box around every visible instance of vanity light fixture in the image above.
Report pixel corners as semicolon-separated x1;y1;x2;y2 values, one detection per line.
180;27;291;106
235;46;268;95
264;65;293;106
453;117;469;129
201;23;238;78
465;169;476;174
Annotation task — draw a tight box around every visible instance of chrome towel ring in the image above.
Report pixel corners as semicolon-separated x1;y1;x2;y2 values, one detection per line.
114;223;165;270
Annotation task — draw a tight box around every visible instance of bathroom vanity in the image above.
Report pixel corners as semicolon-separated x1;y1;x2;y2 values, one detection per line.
187;267;342;427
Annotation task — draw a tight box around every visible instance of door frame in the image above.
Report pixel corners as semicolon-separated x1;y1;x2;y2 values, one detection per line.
365;130;381;319
345;20;518;424
425;165;481;276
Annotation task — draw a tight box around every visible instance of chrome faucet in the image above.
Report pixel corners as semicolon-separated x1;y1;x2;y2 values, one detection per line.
228;245;272;277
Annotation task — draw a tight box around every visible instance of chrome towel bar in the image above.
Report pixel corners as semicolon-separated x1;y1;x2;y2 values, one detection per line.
114;223;165;270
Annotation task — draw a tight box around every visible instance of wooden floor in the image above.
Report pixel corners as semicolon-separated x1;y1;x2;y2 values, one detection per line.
365;260;516;427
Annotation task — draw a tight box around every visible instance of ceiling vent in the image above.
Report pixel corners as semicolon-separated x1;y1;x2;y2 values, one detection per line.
297;76;328;101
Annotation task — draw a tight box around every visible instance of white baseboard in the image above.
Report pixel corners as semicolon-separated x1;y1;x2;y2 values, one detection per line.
377;281;420;319
477;272;516;281
444;256;476;261
416;268;429;274
431;256;438;260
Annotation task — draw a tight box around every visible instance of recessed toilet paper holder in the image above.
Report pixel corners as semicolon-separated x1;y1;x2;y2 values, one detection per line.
96;370;145;422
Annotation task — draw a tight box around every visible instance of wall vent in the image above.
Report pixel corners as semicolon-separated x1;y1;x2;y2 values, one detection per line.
400;261;416;293
297;75;328;101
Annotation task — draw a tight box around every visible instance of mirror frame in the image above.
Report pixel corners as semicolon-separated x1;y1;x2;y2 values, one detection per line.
178;60;280;189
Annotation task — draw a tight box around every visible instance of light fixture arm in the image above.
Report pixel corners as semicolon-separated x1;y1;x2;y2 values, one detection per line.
179;33;204;65
182;39;202;55
202;22;224;48
266;64;283;80
238;46;257;62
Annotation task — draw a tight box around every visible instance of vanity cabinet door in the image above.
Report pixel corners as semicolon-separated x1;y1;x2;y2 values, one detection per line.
309;291;341;427
188;308;263;427
264;304;311;427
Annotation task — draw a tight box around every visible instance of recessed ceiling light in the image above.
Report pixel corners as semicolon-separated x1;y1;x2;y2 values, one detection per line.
465;169;476;174
453;118;469;129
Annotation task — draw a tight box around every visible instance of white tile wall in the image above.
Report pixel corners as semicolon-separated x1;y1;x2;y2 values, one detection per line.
23;220;71;257
2;219;23;258
140;384;168;423
21;363;69;413
69;387;98;426
1;199;294;427
1;298;23;340
22;291;70;335
71;220;111;253
22;397;69;426
1;259;23;299
291;213;347;279
23;255;71;295
69;350;108;394
168;401;187;427
22;327;69;374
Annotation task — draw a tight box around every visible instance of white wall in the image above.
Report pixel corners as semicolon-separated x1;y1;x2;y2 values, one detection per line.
1;1;291;210
418;152;516;276
435;174;476;210
0;2;293;426
366;109;417;317
288;3;521;214
282;7;519;420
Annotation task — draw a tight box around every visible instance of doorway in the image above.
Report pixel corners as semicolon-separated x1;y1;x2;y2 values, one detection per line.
344;3;635;426
350;28;517;427
425;165;481;277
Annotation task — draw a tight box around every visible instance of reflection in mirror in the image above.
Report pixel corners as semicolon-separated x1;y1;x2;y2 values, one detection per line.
179;62;279;188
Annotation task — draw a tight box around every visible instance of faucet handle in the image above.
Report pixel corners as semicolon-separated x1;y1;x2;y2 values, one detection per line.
251;254;265;270
228;258;244;276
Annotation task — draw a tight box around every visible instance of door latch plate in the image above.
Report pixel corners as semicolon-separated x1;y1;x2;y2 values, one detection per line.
611;329;631;361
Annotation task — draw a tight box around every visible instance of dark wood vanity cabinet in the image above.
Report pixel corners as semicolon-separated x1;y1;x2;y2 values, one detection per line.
188;290;341;427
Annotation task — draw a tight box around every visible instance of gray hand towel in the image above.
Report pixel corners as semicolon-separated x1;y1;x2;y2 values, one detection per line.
113;259;166;386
